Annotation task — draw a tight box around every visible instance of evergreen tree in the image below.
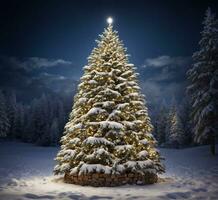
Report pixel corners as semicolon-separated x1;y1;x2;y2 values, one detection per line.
179;96;193;146
0;91;10;137
155;101;168;146
50;118;59;146
34;95;51;146
20;94;69;146
57;100;66;139
54;22;164;185
23;104;35;142
6;91;17;138
165;97;176;145
14;103;25;139
166;104;185;148
187;8;218;155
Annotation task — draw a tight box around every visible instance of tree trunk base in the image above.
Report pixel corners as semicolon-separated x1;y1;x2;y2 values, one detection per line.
64;172;158;187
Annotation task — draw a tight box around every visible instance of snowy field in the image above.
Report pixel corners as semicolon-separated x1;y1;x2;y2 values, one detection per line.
0;141;217;200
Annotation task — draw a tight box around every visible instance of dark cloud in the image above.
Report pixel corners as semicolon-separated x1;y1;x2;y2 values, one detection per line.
0;54;191;104
0;55;78;102
139;55;191;104
19;57;72;71
143;55;190;68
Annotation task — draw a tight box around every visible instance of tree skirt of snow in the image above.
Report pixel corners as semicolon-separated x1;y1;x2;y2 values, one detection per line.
0;141;218;200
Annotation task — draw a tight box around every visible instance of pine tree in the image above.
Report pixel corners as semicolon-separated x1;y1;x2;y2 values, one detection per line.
34;95;51;146
187;8;218;155
155;101;168;146
14;103;25;139
50;118;59;146
6;91;17;138
165;97;176;145
28;96;50;146
54;22;164;186
179;96;193;146
166;104;185;148
0;91;10;137
57;100;66;139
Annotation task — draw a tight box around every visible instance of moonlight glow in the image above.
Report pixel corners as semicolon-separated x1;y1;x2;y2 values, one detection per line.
107;17;113;24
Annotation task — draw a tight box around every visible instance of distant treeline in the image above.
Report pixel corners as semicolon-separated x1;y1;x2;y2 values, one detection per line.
0;91;73;146
0;89;195;148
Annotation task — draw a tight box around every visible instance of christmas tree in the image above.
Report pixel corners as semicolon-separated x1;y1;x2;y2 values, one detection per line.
54;19;164;186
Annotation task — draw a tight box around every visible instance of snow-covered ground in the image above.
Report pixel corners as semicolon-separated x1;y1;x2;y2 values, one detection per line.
0;141;217;200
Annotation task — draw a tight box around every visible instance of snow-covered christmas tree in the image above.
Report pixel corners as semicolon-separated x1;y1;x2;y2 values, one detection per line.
187;8;218;155
54;19;165;186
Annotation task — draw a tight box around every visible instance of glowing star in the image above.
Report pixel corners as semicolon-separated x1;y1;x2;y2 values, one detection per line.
107;17;113;24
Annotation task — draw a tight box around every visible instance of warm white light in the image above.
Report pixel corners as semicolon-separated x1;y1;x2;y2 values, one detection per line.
107;17;113;24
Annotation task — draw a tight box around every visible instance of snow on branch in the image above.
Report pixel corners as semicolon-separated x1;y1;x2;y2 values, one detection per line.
79;163;112;175
86;107;106;116
83;136;114;146
99;121;124;129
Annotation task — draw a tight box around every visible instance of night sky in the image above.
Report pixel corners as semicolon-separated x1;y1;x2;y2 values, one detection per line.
0;0;218;102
